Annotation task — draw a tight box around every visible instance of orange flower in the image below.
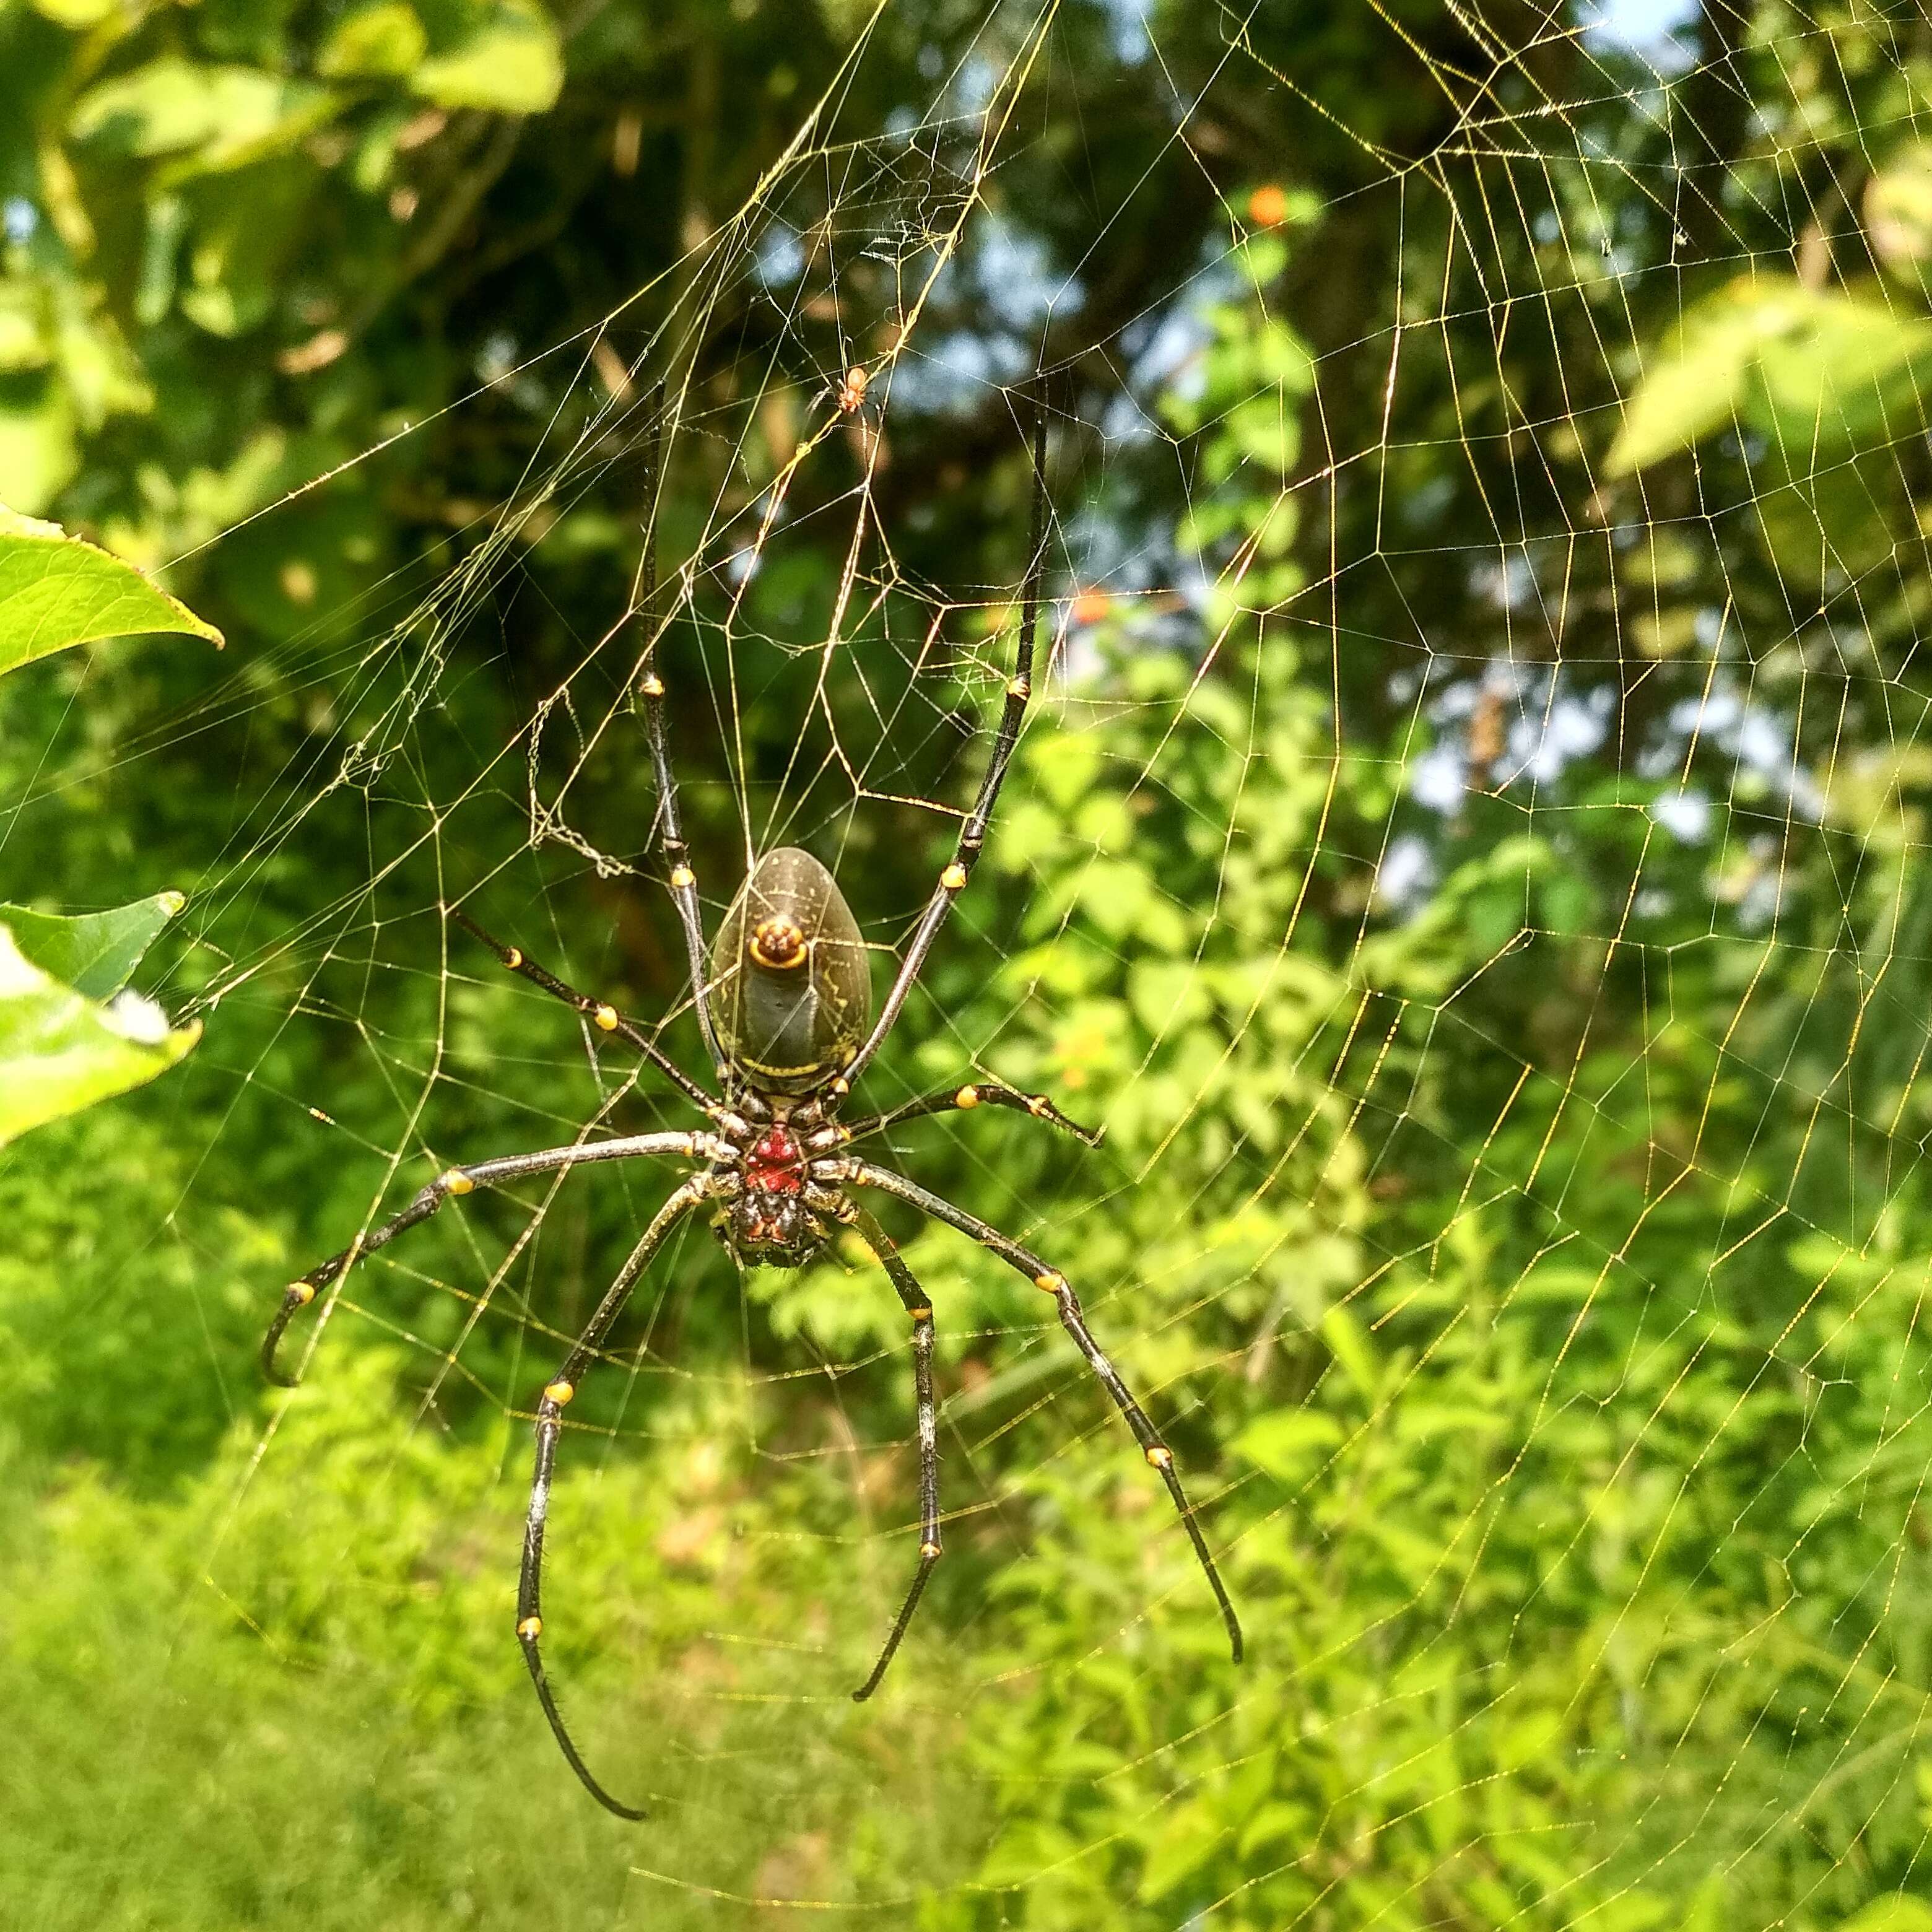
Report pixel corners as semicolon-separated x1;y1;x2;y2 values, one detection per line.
1247;183;1289;228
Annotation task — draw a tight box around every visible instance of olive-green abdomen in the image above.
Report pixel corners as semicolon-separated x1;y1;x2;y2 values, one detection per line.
709;847;872;1095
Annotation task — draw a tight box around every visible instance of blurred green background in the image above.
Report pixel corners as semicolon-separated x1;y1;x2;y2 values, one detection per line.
6;0;1932;1925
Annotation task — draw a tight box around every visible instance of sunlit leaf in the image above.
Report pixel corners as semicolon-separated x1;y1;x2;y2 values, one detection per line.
0;892;188;1003
321;1;430;76
0;926;199;1149
0;504;222;678
415;0;564;113
70;60;333;174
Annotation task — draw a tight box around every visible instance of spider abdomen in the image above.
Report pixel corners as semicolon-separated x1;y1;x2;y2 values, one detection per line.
709;847;872;1096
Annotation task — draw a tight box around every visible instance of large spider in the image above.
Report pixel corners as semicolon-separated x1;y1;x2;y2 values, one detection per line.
261;402;1243;1819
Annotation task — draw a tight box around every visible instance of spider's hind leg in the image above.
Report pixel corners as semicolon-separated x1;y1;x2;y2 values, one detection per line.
841;1204;944;1701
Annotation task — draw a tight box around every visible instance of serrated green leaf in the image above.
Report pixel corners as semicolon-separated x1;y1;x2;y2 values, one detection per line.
0;892;186;1002
0;505;222;677
0;925;199;1149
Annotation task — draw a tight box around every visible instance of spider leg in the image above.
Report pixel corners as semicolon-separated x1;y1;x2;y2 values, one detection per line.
816;1079;1099;1153
840;1205;942;1701
827;1158;1243;1665
448;907;721;1116
513;1167;718;1816
517;1175;714;1821
261;1131;716;1388
838;396;1051;1090
629;385;729;1083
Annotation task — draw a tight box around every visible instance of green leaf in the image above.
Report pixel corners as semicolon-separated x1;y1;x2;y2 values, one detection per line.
70;59;333;174
0;893;187;1003
321;2;430;78
415;0;564;113
1608;277;1932;474
0;925;199;1149
1838;1901;1932;1932
1137;1805;1225;1903
0;505;223;679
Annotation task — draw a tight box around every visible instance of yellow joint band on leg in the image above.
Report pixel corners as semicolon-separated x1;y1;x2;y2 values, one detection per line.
1146;1445;1173;1471
516;1615;542;1640
955;1085;980;1108
1034;1271;1066;1294
920;1541;941;1559
1007;675;1030;699
909;1306;933;1323
830;1075;850;1096
669;864;695;889
1027;1094;1051;1115
941;863;967;892
593;1004;619;1031
504;947;523;968
291;1281;316;1305
544;1379;575;1405
642;672;665;697
443;1170;475;1195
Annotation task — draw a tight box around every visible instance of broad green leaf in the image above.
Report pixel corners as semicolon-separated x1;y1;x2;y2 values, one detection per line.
1609;277;1932;474
0;505;222;679
321;1;430;76
0;391;80;517
71;60;333;174
1607;282;1780;474
416;0;564;113
1838;1901;1932;1932
0;925;199;1149
0;893;187;1003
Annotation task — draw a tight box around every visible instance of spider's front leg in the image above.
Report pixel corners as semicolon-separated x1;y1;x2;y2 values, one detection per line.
516;1172;722;1822
261;1131;720;1387
832;1202;944;1700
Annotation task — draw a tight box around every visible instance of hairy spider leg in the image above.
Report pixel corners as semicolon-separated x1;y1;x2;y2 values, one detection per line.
449;907;721;1116
518;1175;717;1821
842;1206;943;1701
815;1078;1100;1152
630;385;729;1082
830;1157;1244;1665
260;1133;714;1388
838;396;1052;1091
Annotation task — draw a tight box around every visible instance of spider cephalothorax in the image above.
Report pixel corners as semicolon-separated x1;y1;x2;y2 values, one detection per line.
260;398;1242;1823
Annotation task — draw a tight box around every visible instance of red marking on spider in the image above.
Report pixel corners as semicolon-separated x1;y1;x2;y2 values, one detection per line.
746;1125;805;1194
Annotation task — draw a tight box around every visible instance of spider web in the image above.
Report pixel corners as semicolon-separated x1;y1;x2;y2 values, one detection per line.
12;0;1932;1924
